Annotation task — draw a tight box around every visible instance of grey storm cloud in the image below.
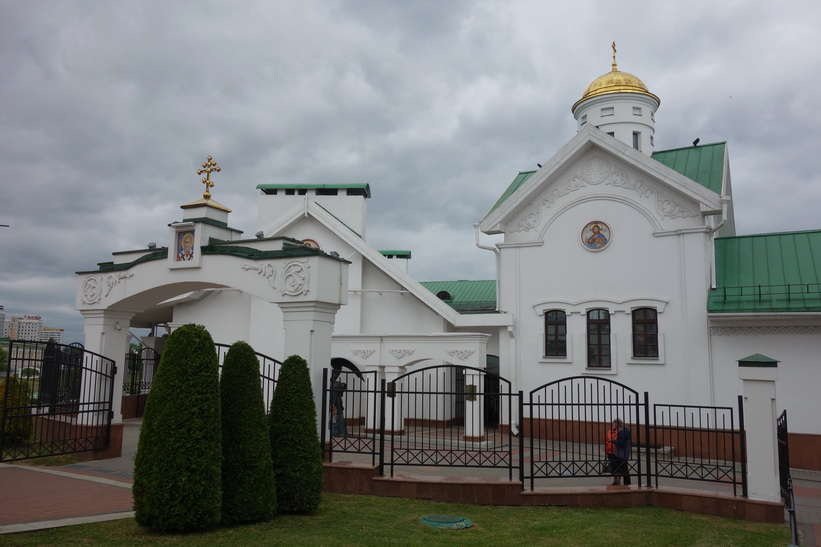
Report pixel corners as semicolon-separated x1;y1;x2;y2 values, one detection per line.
2;0;820;344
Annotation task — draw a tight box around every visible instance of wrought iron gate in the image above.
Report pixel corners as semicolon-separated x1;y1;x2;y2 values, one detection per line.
321;364;519;479
122;347;160;418
385;365;517;478
1;340;116;462
522;376;648;488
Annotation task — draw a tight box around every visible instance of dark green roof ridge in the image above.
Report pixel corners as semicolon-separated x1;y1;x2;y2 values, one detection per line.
653;141;726;154
256;183;371;198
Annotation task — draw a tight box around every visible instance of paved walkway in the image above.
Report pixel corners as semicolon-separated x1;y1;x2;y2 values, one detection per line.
0;420;818;545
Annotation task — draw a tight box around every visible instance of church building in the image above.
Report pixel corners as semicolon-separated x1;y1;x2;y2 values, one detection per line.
77;49;821;469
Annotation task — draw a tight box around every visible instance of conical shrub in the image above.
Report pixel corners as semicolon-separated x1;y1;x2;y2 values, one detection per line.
220;341;277;524
132;324;222;532
0;376;32;444
268;354;323;513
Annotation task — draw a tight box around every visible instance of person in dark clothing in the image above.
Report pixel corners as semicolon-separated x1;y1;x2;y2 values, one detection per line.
608;418;632;485
330;370;348;438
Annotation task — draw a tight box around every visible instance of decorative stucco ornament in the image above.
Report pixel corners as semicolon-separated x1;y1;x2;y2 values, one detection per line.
389;349;415;360
446;349;475;361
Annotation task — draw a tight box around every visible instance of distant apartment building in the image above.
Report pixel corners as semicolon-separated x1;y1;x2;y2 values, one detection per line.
40;326;64;344
2;313;64;343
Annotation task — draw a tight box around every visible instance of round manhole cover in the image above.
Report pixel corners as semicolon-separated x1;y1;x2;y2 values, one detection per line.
418;514;473;529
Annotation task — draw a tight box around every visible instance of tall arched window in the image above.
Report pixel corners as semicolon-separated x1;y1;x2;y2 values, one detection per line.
632;308;659;358
587;309;611;368
544;310;567;357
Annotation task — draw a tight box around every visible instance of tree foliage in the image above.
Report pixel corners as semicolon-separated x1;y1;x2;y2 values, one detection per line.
268;354;323;513
220;341;277;524
132;324;222;532
0;375;32;444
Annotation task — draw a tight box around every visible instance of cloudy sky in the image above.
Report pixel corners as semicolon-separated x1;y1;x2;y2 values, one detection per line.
2;1;819;344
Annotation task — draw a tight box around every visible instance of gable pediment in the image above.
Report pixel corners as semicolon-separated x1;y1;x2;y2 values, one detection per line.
481;126;723;235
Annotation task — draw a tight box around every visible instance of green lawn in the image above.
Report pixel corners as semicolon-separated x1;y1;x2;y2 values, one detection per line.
0;493;788;546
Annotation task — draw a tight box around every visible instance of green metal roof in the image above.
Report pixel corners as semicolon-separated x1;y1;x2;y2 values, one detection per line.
420;280;497;313
256;183;371;198
487;143;727;216
709;230;821;313
652;142;726;195
486;170;536;215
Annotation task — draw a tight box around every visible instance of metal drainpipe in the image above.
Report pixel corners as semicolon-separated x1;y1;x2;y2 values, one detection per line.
709;197;730;289
473;223;500;312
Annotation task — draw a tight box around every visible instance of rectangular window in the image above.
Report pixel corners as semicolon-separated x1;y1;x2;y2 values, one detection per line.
587;309;611;368
601;107;614;117
633;106;642;116
632;131;641;151
632;308;659;358
581;114;587;126
544;310;567;357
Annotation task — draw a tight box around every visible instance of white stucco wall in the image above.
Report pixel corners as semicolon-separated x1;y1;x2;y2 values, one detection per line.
496;150;715;405
709;324;821;435
172;290;254;347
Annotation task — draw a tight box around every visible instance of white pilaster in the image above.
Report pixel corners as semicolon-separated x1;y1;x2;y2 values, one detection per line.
463;370;486;441
376;365;407;435
80;309;135;424
739;356;780;502
278;301;341;433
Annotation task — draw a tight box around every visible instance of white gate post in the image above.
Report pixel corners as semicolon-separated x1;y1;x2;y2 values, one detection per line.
377;365;407;435
278;301;340;435
80;309;135;424
738;353;781;502
463;370;486;441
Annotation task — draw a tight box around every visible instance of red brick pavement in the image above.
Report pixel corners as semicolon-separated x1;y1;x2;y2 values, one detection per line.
0;466;132;526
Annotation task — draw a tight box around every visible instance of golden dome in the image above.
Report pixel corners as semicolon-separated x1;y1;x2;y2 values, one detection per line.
572;46;660;113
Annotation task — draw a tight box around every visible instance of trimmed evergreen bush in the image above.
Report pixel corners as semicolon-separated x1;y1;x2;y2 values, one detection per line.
268;354;323;513
220;341;277;524
0;375;32;444
132;324;222;532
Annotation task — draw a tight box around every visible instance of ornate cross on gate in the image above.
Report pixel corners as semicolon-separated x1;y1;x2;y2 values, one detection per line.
197;155;221;200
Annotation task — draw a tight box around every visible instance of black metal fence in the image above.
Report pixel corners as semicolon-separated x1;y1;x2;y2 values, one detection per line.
123;347;160;395
522;376;647;489
321;367;749;496
122;347;161;418
1;340;116;462
777;409;790;495
778;410;798;544
385;365;516;479
652;401;746;497
321;368;381;466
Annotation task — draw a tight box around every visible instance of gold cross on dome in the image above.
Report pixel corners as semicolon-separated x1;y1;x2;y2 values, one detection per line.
197;155;221;199
611;41;618;72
